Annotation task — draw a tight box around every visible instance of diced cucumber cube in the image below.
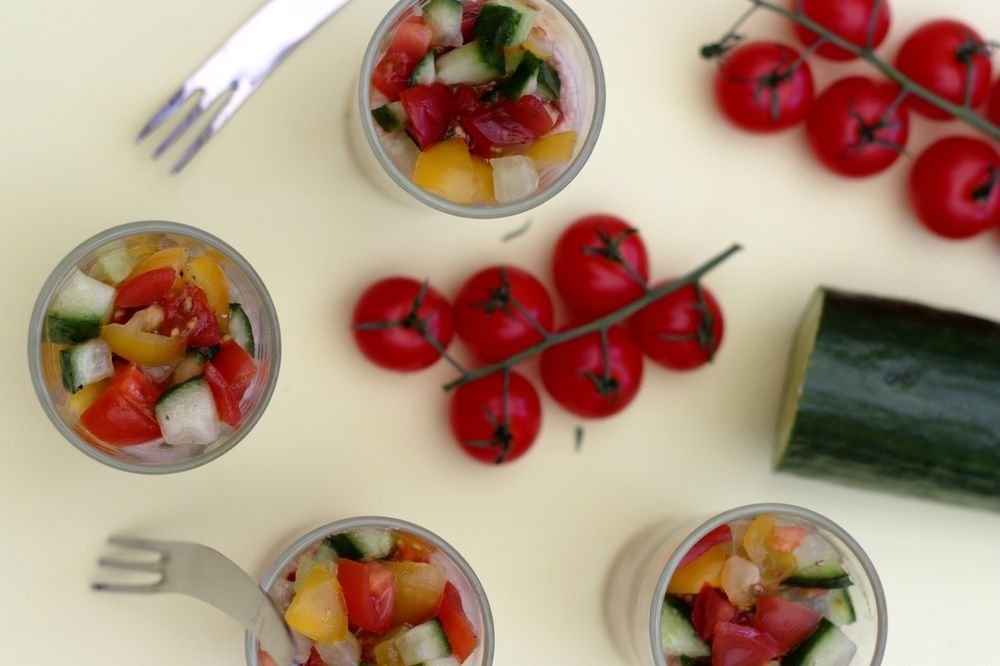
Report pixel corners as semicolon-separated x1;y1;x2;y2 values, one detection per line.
228;303;255;356
395;619;451;666
408;52;437;87
490;155;539;203
89;245;137;285
436;39;504;86
536;60;561;100
660;596;709;658
380;130;421;178
46;269;116;344
501;51;541;100
155;377;220;446
327;528;394;560
422;0;463;46
474;0;537;46
372;102;408;132
60;338;113;393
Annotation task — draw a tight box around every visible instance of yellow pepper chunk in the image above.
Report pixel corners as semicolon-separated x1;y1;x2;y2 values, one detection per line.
181;254;229;317
471;158;496;203
127;247;188;281
373;627;409;666
524;131;576;170
667;542;728;594
383;561;446;626
413;138;477;205
67;379;110;415
743;514;798;589
284;565;348;644
101;324;185;367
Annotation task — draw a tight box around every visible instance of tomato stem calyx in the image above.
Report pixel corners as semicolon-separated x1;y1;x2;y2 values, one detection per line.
581;227;650;293
972;166;1000;204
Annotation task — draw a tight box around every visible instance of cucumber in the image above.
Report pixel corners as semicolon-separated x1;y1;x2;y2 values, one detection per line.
372;101;408;132
88;245;137;285
536;60;561;100
173;349;210;385
825;588;856;626
436;38;504;85
500;51;541;100
380;130;421;178
228;303;255;355
474;0;537;46
777;588;856;627
785;561;852;589
422;0;463;46
776;288;1000;512
784;618;857;666
314;539;339;564
46;269;116;344
418;658;459;666
408;52;437;87
60;338;113;393
395;619;451;666
154;376;220;446
326;528;394;560
659;596;710;658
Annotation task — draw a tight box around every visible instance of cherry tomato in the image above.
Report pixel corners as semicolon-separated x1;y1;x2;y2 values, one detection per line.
212;340;258;399
436;582;478;662
895;20;993;120
540;325;643;419
909;137;1000;240
989;78;1000;127
371;17;433;101
115;267;176;309
753;596;821;655
453;265;554;363
711;623;781;666
630;283;724;371
352;277;454;372
715;42;814;133
337;559;396;634
400;83;456;151
552;215;649;318
450;371;541;464
793;0;890;61
80;386;161;446
805;76;908;177
159;285;222;348
692;584;739;642
203;363;242;428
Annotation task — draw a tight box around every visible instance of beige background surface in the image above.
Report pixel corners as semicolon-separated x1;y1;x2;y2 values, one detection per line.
2;0;1000;663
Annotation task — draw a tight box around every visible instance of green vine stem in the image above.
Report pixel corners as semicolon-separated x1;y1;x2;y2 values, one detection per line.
442;243;743;393
730;0;1000;142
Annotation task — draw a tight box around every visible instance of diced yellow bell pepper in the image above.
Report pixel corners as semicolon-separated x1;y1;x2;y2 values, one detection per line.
667;543;728;594
524;131;576;170
101;324;185;367
284;565;349;644
127;247;188;281
743;514;798;588
471;158;496;203
181;254;230;317
413;138;477;205
374;627;409;666
67;379;110;416
383;561;446;626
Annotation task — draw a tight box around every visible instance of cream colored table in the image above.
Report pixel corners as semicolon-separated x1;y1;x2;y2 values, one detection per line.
2;0;999;664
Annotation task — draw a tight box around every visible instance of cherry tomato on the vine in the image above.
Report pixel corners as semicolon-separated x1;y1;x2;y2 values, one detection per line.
895;20;993;121
909;137;1000;240
715;42;815;133
805;76;909;178
453;265;554;363
540;325;644;419
450;371;541;465
352;277;454;371
793;0;891;61
552;215;649;319
630;283;724;371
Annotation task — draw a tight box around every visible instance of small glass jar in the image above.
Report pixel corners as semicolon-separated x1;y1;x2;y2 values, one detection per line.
245;516;495;666
604;503;887;666
28;220;280;474
353;0;605;219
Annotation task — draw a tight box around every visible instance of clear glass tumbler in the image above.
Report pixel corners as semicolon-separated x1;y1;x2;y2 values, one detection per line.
353;0;605;219
28;221;280;474
604;503;887;666
245;516;495;666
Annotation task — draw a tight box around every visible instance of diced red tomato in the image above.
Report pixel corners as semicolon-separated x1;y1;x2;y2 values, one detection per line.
303;647;325;666
391;534;433;563
80;386;161;446
770;525;808;554
436;582;478;662
752;596;821;655
110;364;163;412
338;560;397;634
371;18;433;101
159;285;222;348
400;83;456;150
453;85;482;115
461;1;485;42
460;96;556;157
680;525;733;569
212;340;258;399
692;584;739;642
203;364;242;428
115;267;176;309
712;623;781;666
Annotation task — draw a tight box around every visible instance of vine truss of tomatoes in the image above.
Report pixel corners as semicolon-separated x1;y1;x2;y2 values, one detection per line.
704;0;1000;241
352;216;741;465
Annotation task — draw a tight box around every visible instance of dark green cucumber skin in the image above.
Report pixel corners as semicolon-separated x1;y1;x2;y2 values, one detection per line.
59;348;81;393
46;313;102;345
783;617;839;666
324;534;364;560
778;288;1000;511
537;60;561;99
785;573;853;589
372;105;403;132
474;4;524;45
501;51;541;100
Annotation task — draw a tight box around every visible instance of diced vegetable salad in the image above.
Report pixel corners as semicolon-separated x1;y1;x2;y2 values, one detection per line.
263;528;481;666
370;0;577;205
46;243;258;450
661;514;859;666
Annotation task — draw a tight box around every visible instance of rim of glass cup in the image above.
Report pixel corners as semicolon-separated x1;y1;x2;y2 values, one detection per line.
358;0;606;220
27;220;281;475
244;516;496;666
647;503;888;666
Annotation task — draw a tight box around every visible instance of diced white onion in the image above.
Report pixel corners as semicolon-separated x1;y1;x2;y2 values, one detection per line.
490;155;539;203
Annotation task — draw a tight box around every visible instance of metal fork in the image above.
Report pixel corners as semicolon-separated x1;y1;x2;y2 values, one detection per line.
93;535;294;666
137;0;354;173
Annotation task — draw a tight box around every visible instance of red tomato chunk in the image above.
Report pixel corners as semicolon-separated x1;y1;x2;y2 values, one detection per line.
712;622;781;666
212;340;258;399
115;267;176;308
437;582;478;662
692;583;739;642
460;96;555;157
372;18;433;101
752;595;820;655
159;285;222;348
338;559;397;634
400;83;457;151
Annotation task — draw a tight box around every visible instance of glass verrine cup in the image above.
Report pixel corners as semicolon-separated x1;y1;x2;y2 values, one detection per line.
28;220;280;474
354;0;605;219
604;503;887;666
246;516;495;666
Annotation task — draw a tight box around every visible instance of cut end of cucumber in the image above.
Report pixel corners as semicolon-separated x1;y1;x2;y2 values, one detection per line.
775;288;825;467
46;269;117;344
659;596;710;658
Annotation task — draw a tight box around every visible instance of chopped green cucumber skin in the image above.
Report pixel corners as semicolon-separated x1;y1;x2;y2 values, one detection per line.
372;102;406;132
46;269;116;344
228;303;255;356
326;528;394;560
660;596;710;658
395;619;451;665
776;288;1000;512
785;572;853;589
422;0;462;45
474;1;536;46
436;39;504;85
537;60;561;99
60;338;113;393
47;314;105;346
783;617;857;666
501;51;541;100
825;588;857;626
408;52;437;87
